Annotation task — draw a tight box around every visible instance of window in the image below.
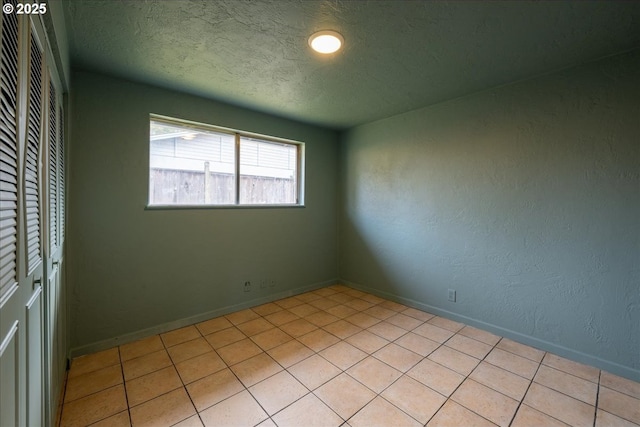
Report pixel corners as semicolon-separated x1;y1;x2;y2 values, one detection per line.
148;116;303;207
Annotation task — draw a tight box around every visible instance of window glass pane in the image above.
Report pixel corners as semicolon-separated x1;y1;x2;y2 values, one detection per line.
239;136;298;205
149;120;236;205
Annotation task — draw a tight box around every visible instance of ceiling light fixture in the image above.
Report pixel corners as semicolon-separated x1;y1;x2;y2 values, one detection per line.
308;30;344;54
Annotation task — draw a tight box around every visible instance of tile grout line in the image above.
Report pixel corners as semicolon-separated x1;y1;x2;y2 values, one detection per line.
592;370;601;427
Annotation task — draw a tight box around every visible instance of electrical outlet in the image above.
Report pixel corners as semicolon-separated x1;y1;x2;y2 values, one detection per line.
244;281;251;292
448;289;456;302
269;280;275;288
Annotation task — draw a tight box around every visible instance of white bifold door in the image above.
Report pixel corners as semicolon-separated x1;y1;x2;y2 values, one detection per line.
1;7;66;427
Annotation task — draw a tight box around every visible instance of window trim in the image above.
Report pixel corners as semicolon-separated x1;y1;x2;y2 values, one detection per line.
147;114;305;209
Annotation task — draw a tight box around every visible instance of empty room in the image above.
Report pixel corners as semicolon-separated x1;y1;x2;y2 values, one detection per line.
1;1;639;426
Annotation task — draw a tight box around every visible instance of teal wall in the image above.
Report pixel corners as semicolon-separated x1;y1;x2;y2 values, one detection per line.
69;71;339;353
339;50;640;380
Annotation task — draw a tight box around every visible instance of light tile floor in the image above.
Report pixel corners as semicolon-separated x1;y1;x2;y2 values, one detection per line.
58;285;640;427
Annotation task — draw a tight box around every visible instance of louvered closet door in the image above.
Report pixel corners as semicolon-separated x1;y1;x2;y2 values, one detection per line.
0;8;23;427
1;11;51;427
45;68;66;427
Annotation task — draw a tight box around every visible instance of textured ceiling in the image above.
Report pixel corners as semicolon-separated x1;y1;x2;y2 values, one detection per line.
64;0;640;130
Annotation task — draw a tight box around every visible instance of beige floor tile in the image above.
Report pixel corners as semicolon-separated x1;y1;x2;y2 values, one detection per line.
297;328;341;352
458;325;501;346
542;353;600;383
251;327;293;350
402;307;435;322
485;348;539;379
129;387;195;427
315;373;376;420
386;313;423;331
601;371;640;399
126;366;183;407
395;332;440;357
225;308;260;325
160;326;201;348
347;356;402;393
122;349;172;381
69;348;120;379
314;287;339;297
320;341;367;370
429;346;480;376
349;396;421;427
407;358;465;397
346;330;389;354
295;292;323;303
272;392;343;427
445;334;493;359
427;400;497;427
60;385;127;427
363;305;396;320
289;303;321;317
249;370;309;415
360;293;385;304
288;354;341;390
204;326;246;349
175;351;226;384
596;409;640;427
196;316;234;335
343;289;365;298
173;414;204;427
344;312;381;329
264;310;300;326
367;321;406;341
412;323;455;343
323;319;363;339
343;298;375;311
306;310;341;327
327;293;354;305
497;338;545;362
199;390;268;427
268;339;314;368
167;337;213;364
230;352;283;387
511;405;569;427
217;338;263;365
378;300;409;312
382;375;446;424
374;343;423;372
89;410;131;427
598;386;640;424
274;296;305;309
310;298;341;311
119;335;164;362
523;383;595;427
452;379;519;427
64;364;122;403
470;361;531;401
251;302;284;316
60;288;622;427
427;316;465;332
279;318;318;337
534;365;598;405
235;317;275;336
186;368;244;412
325;304;358;319
257;418;278;427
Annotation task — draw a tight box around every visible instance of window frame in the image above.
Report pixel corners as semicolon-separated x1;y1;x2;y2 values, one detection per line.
146;114;305;209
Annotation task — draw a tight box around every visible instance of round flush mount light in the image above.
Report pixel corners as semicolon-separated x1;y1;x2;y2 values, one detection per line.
308;30;344;54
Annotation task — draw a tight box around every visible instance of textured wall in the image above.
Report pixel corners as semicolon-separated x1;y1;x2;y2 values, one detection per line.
339;50;640;380
69;71;338;351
